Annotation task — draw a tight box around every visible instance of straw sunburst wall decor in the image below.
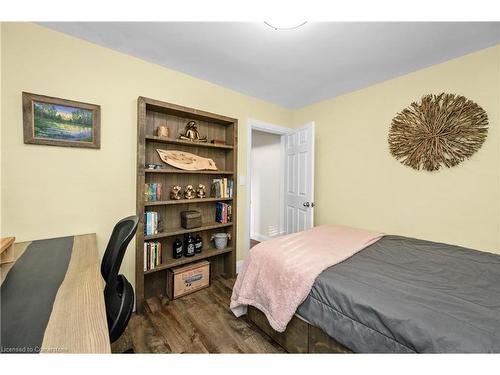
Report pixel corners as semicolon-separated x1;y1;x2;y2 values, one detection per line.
388;93;488;171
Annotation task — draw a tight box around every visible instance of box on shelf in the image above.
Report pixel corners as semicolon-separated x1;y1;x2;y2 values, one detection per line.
166;260;210;299
181;210;202;229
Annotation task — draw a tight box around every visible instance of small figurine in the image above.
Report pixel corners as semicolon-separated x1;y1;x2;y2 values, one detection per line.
170;185;182;200
155;125;169;138
145;163;163;170
179;120;207;142
184;184;196;200
196;184;206;199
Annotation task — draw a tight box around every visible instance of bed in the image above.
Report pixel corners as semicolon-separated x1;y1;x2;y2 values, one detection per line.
234;228;500;353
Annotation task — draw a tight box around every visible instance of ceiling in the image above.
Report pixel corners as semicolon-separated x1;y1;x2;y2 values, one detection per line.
41;22;500;108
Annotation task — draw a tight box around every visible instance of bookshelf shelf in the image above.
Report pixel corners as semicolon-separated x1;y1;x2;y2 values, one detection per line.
145;169;234;175
144;197;233;206
144;222;233;240
145;135;234;149
136;97;238;313
144;246;234;274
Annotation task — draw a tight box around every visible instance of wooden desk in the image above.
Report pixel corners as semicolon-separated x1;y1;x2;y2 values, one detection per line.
0;234;111;353
1;237;15;264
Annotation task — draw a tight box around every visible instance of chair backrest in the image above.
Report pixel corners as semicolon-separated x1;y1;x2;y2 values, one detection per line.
105;274;135;343
101;215;139;285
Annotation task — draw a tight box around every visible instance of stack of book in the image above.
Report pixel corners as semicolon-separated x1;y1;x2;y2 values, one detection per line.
144;241;162;271
211;178;233;198
144;211;159;236
215;202;232;224
144;183;162;202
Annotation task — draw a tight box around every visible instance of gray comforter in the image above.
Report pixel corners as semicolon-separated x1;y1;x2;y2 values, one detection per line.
297;235;500;353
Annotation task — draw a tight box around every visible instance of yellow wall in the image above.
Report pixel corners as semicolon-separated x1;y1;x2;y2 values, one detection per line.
292;45;500;254
0;22;291;287
0;23;3;237
498;45;500;250
2;22;499;297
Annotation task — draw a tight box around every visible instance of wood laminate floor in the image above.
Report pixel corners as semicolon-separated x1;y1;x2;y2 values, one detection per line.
115;276;285;353
250;239;260;248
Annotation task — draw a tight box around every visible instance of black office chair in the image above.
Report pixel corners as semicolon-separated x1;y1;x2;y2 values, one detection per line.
101;215;138;344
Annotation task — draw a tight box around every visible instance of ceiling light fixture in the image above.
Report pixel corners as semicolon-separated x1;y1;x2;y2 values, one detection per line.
264;21;307;31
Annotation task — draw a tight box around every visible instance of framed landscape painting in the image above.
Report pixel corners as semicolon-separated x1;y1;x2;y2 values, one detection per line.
23;92;100;149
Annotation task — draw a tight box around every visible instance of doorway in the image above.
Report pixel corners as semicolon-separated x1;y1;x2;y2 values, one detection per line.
251;130;283;245
243;119;315;271
245;120;290;261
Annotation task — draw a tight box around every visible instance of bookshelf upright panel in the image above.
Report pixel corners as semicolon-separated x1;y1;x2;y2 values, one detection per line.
135;97;237;312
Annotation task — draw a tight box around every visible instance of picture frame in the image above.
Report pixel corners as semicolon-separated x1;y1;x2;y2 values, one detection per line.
22;92;101;149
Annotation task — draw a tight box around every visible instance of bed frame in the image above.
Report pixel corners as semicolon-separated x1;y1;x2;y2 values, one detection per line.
247;306;352;353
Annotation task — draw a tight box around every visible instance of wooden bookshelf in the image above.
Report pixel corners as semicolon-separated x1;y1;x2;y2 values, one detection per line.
144;197;233;206
145;169;234;175
144;222;233;240
136;97;237;312
144;247;234;274
145;135;234;149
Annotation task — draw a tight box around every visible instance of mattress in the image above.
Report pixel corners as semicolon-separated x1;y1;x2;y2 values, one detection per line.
296;235;500;353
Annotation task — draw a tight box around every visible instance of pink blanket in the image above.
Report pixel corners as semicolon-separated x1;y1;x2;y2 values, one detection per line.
230;225;383;332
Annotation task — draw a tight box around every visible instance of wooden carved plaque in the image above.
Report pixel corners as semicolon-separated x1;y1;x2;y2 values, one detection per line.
156;149;218;171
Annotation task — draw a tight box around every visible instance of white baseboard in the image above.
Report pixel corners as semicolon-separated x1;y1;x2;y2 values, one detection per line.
236;260;244;274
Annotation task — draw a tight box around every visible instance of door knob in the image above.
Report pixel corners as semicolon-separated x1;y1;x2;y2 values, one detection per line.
303;202;310;207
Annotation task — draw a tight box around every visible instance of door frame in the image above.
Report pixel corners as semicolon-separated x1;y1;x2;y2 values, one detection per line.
245;119;292;261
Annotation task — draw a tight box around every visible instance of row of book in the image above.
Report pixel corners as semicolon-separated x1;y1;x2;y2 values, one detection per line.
144;183;163;202
144;211;160;236
211;178;233;198
215;202;232;224
144;241;162;271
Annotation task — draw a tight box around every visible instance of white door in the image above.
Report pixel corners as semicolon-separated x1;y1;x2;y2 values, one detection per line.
285;122;315;234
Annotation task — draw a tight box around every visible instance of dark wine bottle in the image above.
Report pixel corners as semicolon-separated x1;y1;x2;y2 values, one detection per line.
194;234;203;253
172;238;183;259
184;233;195;257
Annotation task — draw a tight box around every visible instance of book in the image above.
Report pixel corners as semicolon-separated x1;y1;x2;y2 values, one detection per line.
144;241;162;271
144;212;149;235
211;178;233;199
216;202;222;223
151;183;157;201
156;183;162;201
144;211;160;236
215;202;232;224
147;242;150;270
152;242;156;270
144;183;162;202
211;179;220;198
149;243;152;270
